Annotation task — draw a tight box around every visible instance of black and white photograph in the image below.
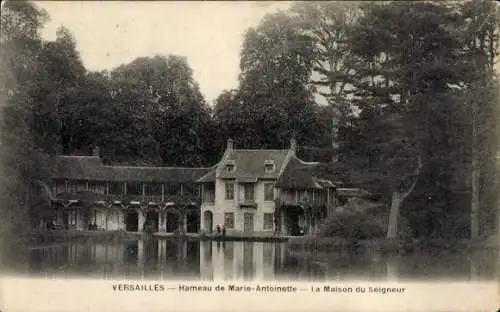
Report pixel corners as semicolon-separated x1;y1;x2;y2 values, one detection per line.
0;1;499;311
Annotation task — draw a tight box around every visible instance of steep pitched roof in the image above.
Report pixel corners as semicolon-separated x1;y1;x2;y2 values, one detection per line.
196;168;216;183
52;156;109;181
216;149;290;181
52;155;210;183
106;166;210;183
275;156;336;190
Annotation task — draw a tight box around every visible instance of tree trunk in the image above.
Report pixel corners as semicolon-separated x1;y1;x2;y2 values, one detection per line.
471;91;480;239
386;159;421;239
387;191;402;239
471;152;480;239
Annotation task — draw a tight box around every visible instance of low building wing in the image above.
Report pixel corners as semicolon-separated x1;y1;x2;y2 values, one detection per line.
52;155;211;184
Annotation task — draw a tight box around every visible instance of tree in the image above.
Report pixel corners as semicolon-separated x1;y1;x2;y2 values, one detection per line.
106;55;214;166
348;1;473;239
458;0;499;238
291;1;360;158
236;11;325;150
0;1;52;251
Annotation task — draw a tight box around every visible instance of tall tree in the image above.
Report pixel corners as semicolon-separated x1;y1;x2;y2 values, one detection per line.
0;1;52;250
291;1;360;159
348;1;473;238
237;11;325;150
458;0;499;238
107;55;213;166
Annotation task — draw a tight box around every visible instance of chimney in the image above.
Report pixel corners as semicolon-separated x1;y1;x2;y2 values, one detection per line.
290;137;297;154
227;138;234;150
92;146;100;157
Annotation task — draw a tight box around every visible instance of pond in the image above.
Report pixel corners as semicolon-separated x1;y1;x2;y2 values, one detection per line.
2;239;498;281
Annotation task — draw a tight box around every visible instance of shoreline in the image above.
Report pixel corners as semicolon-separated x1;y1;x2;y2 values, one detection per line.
26;231;499;251
27;230;292;246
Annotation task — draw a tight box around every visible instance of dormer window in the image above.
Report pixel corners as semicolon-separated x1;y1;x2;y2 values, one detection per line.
225;160;235;172
264;160;275;173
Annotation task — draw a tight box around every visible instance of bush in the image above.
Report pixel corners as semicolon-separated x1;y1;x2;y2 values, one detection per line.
317;211;386;240
317;198;388;240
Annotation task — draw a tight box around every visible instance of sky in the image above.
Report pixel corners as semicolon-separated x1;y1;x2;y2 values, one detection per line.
36;1;291;104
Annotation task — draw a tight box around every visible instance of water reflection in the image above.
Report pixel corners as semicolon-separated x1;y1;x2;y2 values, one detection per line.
19;239;498;281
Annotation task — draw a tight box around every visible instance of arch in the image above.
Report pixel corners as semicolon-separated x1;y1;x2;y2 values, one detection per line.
186;209;200;233
145;210;159;232
166;210;181;233
124;209;139;232
203;210;213;233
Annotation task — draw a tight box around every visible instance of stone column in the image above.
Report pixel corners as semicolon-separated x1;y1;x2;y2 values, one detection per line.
280;211;286;235
158;213;164;232
183;213;187;233
138;210;145;232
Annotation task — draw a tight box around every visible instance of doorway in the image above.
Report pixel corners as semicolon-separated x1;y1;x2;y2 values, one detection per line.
186;210;199;233
285;205;304;236
125;210;139;232
203;211;213;232
145;210;159;232
166;211;180;232
243;212;254;233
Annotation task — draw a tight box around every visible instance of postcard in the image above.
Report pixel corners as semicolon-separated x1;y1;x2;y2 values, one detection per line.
0;1;499;311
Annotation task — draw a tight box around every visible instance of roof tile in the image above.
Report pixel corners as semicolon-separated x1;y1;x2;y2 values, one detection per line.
217;149;289;180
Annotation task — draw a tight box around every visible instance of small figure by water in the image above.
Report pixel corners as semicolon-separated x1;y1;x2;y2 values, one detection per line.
215;225;221;235
222;226;226;237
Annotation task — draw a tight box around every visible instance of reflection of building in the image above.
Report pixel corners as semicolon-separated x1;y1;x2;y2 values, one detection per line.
199;241;283;280
35;139;369;235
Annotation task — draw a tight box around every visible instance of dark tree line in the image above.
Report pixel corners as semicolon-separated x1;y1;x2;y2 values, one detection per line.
1;1;499;247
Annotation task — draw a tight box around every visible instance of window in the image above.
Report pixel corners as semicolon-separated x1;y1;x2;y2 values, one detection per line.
225;182;234;200
244;183;255;201
264;213;273;230
203;184;215;203
264;183;274;201
264;160;275;173
68;211;77;225
224;212;234;229
225;160;235;172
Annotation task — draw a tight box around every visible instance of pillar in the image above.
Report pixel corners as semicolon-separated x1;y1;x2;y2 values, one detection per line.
280;210;286;235
158;213;164;232
138;210;145;232
183;213;187;233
